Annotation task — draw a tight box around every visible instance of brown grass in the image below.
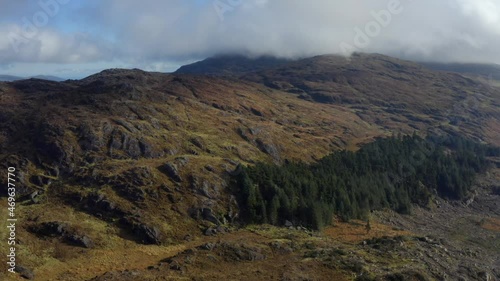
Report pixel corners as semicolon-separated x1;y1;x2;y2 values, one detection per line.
480;217;500;232
323;219;412;244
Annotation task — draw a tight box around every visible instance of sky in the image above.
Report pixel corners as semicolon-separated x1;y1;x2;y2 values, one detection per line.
0;0;499;78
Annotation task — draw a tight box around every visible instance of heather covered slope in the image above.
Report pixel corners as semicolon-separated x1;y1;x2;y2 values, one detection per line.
242;53;500;146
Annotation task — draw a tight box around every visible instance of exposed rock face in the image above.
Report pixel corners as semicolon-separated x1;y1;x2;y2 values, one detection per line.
65;232;95;248
77;121;163;160
34;121;75;170
29;175;51;187
32;221;68;236
110;166;154;202
15;265;35;280
83;193;125;220
119;216;164;245
201;208;220;225
189;176;221;199
204;227;218;236
159;163;182;182
28;221;95;248
134;223;163;245
255;138;280;161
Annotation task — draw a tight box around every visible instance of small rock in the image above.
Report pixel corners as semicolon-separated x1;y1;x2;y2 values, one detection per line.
119;217;163;245
201;208;220;225
135;224;162;245
204;227;217;236
247;250;266;261
175;156;189;166
29;191;41;204
66;233;95;248
15;265;34;280
31;221;68;237
160;163;182;182
169;260;182;271
216;225;227;233
202;243;216;250
478;271;492;281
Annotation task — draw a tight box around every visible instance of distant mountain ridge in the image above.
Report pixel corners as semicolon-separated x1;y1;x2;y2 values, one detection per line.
421;62;500;81
0;75;23;81
174;54;294;76
0;74;65;82
176;54;500;84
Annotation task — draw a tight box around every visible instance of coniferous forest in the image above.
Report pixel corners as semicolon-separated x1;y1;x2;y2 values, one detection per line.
233;134;500;230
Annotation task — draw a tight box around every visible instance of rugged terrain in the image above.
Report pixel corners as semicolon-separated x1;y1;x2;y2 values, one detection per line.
0;53;499;280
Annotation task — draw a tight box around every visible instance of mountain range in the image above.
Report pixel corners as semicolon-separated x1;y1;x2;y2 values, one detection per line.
0;53;499;281
0;75;65;82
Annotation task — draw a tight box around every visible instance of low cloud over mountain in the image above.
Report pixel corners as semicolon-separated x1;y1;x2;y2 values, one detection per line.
0;0;499;77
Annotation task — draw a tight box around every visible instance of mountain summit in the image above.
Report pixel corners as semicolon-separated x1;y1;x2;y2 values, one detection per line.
175;54;294;76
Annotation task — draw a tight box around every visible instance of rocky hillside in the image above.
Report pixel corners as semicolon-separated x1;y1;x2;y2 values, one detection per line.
421;62;500;82
0;54;499;280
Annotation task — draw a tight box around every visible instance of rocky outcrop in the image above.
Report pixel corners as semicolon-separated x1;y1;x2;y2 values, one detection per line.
256;138;281;162
83;193;125;220
65;232;95;248
76;120;163;160
119;216;164;245
189;176;221;199
14;265;35;280
159;163;182;182
28;221;95;248
34;121;76;172
189;206;222;226
109;166;154;202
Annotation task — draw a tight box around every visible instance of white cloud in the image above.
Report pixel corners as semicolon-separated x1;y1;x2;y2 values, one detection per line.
1;0;500;77
0;24;112;64
457;0;500;29
88;0;500;64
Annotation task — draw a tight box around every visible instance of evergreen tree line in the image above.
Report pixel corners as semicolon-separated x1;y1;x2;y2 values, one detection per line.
233;134;500;230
